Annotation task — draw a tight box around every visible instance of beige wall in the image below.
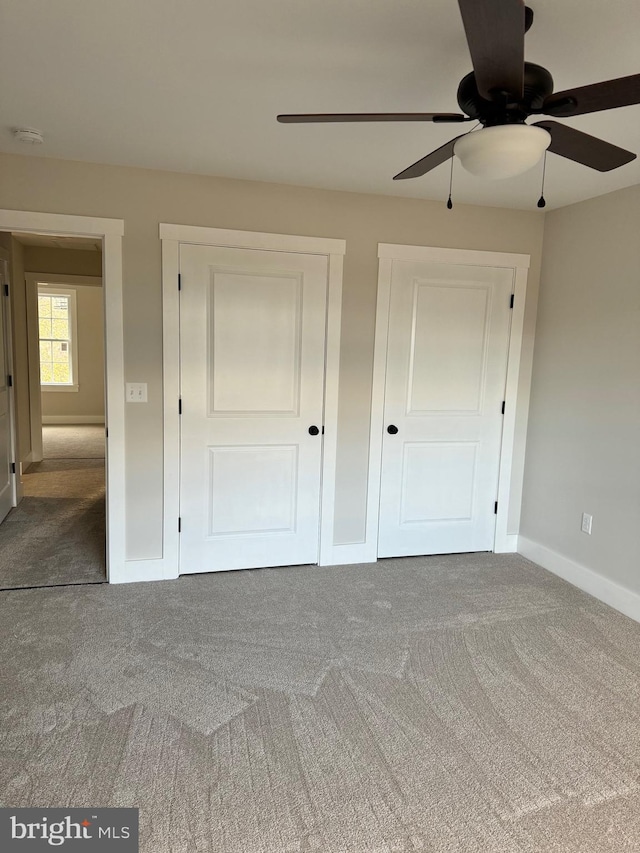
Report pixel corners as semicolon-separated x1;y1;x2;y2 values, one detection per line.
0;152;545;562
521;186;640;589
24;245;102;277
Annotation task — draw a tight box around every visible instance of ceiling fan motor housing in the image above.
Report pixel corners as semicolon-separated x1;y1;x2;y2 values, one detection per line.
457;62;554;125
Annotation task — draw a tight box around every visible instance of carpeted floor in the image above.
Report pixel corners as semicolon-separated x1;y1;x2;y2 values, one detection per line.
42;423;106;459
2;553;640;852
0;425;106;589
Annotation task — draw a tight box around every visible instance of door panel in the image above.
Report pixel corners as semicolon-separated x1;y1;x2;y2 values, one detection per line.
378;261;513;558
179;244;327;573
207;445;298;536
208;271;302;414
408;283;489;413
400;441;478;523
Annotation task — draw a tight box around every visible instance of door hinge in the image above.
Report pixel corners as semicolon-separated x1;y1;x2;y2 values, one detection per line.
494;501;498;514
7;375;12;387
509;293;514;309
178;273;182;291
178;517;182;533
501;400;506;415
178;397;182;415
10;462;16;474
3;284;8;297
106;427;109;438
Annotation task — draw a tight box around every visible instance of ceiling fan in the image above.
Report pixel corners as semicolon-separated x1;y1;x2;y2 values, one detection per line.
277;0;640;184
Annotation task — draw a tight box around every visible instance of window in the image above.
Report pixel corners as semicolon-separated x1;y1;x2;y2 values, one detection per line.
37;286;78;391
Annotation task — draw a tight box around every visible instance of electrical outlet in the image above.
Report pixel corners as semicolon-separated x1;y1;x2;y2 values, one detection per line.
581;512;593;535
126;382;148;403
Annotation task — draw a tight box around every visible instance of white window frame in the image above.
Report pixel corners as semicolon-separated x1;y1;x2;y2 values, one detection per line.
37;285;79;392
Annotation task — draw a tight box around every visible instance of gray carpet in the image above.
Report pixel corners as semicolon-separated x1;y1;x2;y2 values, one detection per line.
42;424;106;459
0;430;106;588
2;553;640;851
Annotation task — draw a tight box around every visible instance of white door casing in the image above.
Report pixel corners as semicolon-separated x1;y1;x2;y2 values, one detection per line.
0;210;125;581
0;256;15;523
176;237;344;574
364;244;531;563
161;226;345;581
378;260;513;557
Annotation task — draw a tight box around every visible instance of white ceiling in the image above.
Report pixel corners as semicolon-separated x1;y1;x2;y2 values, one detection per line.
1;0;638;211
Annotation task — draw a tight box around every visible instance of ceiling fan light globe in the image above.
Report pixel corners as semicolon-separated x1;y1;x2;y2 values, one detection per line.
454;125;551;179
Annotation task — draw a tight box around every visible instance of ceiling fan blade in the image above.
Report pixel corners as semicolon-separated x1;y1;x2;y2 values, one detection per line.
542;74;640;117
533;121;636;171
277;113;469;123
393;136;463;180
457;0;525;101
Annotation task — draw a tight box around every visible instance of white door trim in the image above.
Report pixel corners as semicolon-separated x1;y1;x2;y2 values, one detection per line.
161;224;345;578
364;243;530;563
159;224;346;256
377;243;530;269
0;209;125;582
0;246;18;511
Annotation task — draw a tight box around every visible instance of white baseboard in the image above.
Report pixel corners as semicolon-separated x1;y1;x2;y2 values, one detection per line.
319;541;377;567
495;533;519;554
42;415;105;425
321;533;520;566
109;558;179;584
518;536;640;624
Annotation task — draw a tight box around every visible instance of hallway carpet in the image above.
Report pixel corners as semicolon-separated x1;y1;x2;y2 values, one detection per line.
42;423;106;459
0;458;106;588
0;425;106;589
2;553;640;852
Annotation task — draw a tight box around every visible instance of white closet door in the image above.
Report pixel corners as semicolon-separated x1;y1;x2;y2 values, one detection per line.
179;244;328;573
378;260;513;557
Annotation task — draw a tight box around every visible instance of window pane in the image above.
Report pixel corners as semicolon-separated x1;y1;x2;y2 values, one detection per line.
51;297;69;318
51;318;69;339
52;363;71;383
38;289;75;386
38;295;53;318
52;341;70;363
39;341;52;362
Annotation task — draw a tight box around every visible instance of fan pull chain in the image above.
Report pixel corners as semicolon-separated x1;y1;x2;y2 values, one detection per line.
447;155;454;210
537;151;547;208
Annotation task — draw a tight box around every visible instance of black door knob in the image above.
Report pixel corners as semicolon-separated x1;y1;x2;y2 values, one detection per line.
387;424;398;435
308;425;320;436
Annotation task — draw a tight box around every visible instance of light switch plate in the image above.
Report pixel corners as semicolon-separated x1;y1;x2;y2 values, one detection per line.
581;512;592;535
126;382;148;403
